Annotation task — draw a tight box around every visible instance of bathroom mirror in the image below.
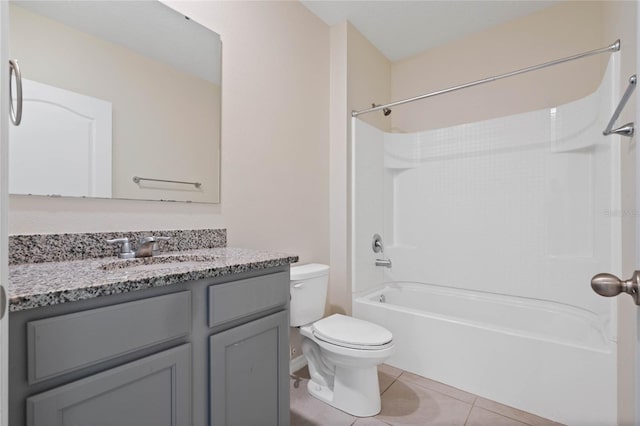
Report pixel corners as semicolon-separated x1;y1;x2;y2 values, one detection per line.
8;0;221;203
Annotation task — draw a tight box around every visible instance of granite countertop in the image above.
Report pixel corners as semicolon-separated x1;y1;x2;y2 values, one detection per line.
9;247;298;312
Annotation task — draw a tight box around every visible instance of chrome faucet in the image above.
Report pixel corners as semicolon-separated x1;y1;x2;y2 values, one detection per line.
106;236;171;259
135;236;171;258
372;234;391;268
375;258;392;268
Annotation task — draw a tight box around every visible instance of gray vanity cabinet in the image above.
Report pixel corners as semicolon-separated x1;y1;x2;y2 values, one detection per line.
9;266;291;426
210;311;289;426
26;344;191;426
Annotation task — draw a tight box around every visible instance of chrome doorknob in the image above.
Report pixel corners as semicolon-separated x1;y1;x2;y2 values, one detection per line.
591;271;640;305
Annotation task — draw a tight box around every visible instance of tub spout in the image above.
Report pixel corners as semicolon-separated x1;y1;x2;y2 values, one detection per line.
375;258;392;268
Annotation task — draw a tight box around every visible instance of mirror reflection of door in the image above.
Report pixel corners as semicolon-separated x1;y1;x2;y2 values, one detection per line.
8;0;221;203
9;79;112;198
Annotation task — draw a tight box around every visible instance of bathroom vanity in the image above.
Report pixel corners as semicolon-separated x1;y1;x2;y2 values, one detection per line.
7;229;296;426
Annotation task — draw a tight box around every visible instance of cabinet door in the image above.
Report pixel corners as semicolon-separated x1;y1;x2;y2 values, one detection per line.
26;344;191;426
210;311;289;426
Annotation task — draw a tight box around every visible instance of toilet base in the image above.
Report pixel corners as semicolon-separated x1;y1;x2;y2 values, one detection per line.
307;365;382;417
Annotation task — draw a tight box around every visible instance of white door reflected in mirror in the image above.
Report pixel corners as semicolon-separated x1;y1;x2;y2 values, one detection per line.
8;0;221;203
9;79;112;198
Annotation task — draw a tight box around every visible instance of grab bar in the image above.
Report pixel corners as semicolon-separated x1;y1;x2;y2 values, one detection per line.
603;74;636;137
133;176;202;189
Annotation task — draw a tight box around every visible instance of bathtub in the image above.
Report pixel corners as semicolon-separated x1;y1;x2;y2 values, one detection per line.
353;282;616;425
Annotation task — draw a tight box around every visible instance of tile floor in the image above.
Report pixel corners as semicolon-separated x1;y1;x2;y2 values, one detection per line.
290;365;563;426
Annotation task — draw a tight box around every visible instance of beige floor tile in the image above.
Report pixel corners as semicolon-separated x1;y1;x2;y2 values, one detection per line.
290;377;356;426
290;366;559;426
378;364;402;395
376;377;472;425
465;406;529;426
475;397;563;426
399;371;476;405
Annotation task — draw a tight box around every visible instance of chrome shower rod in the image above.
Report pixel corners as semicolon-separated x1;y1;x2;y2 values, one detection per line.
352;39;621;117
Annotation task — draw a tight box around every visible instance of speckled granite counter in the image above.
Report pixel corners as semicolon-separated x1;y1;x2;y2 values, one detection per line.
8;228;298;312
9;247;298;312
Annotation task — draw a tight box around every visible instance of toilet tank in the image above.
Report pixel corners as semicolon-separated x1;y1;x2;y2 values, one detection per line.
290;263;330;327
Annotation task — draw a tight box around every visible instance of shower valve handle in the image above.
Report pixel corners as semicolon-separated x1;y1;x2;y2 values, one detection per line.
372;234;384;254
591;271;640;305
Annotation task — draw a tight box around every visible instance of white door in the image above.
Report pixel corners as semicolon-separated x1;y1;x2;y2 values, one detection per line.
8;79;112;198
0;2;10;426
636;4;640;423
586;5;640;422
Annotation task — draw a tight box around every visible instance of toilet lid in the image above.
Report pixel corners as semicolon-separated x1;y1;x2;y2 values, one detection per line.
312;314;393;349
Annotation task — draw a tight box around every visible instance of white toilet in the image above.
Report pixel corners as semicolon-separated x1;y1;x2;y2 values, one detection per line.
290;263;394;417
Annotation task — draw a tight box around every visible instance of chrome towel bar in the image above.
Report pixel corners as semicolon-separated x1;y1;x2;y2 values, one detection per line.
133;176;202;189
603;74;636;137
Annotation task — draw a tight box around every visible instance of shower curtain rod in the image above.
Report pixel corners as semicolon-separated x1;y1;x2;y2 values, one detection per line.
352;39;621;117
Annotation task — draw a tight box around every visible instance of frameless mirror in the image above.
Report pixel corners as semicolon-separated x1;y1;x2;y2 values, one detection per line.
8;0;221;203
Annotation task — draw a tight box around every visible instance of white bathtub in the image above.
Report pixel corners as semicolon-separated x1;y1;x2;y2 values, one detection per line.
353;282;616;425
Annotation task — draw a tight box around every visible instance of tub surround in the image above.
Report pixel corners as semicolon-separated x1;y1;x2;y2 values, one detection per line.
351;60;621;424
8;229;298;312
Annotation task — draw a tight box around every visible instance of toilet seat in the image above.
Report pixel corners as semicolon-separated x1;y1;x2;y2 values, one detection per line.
312;314;393;350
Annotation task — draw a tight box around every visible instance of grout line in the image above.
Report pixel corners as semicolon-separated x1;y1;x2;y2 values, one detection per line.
462;404;473;426
471;404;534;426
396;371;476;405
370;416;395;426
380;376;398;396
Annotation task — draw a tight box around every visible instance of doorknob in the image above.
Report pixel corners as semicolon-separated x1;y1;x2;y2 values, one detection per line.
0;285;6;319
591;271;640;305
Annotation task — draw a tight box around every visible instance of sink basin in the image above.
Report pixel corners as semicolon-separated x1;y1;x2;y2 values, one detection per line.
100;254;219;272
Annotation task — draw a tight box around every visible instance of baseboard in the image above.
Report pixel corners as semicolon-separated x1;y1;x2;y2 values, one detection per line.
289;355;307;375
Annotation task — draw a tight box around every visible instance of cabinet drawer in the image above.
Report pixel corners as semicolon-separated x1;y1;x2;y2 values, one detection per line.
208;271;288;328
27;291;191;384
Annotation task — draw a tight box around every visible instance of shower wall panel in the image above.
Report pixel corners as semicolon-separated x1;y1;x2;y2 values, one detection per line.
353;59;621;341
351;119;385;293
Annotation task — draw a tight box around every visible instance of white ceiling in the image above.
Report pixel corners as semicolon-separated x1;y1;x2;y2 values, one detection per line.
301;1;559;62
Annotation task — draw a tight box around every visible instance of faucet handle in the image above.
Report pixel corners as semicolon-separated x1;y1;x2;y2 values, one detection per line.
153;236;170;255
372;234;384;254
106;238;135;259
138;235;171;255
